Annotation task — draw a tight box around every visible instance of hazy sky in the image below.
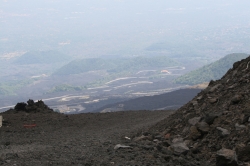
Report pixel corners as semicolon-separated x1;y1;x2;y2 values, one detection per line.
1;0;250;58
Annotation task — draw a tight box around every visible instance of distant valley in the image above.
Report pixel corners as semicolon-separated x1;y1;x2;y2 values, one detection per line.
0;52;248;114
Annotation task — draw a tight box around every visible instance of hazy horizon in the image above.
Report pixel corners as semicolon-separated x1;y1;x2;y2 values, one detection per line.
1;0;250;112
1;0;250;58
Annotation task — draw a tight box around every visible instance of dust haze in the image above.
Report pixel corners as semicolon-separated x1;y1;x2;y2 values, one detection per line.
0;0;250;113
1;0;250;57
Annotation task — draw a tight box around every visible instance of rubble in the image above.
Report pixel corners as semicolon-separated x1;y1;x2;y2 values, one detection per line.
236;144;250;162
112;55;250;165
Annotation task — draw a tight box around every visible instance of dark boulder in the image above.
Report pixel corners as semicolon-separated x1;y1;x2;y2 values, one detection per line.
14;102;27;111
216;149;238;166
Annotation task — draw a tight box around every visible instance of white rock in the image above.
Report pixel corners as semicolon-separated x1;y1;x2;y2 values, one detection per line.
216;148;238;166
209;84;221;92
188;117;201;126
172;137;184;143
114;144;131;150
124;136;131;140
170;137;189;155
235;123;246;131
216;127;230;136
171;142;189;155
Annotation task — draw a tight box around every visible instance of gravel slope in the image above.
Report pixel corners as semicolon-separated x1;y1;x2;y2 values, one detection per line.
0;109;173;165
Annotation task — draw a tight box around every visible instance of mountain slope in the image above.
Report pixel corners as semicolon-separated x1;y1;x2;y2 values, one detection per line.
92;55;250;165
118;55;250;165
174;53;249;85
53;58;116;75
94;88;201;113
53;56;180;75
14;50;71;65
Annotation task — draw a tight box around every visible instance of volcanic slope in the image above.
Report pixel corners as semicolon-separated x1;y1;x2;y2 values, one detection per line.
0;100;173;165
107;55;250;165
94;88;202;113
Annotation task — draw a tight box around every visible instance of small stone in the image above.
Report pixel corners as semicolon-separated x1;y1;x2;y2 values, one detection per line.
142;132;150;136
154;135;162;140
205;114;218;125
192;101;198;106
182;127;189;134
196;122;210;134
162;140;171;147
189;126;201;141
209;98;218;104
114;144;131;150
172;137;184;144
188;117;201;126
184;140;191;146
133;135;148;142
236;144;250;161
124;136;131;140
147;135;154;141
164;133;171;139
240;114;250;124
164;155;172;161
0;155;5;162
209;84;222;92
171;142;189;155
216;148;238;166
235;123;246;131
231;95;242;104
196;95;203;100
142;145;154;151
216;127;230;137
4;142;10;146
153;139;159;142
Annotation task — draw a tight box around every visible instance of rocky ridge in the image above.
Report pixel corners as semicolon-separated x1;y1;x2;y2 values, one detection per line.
109;56;250;165
12;99;54;114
